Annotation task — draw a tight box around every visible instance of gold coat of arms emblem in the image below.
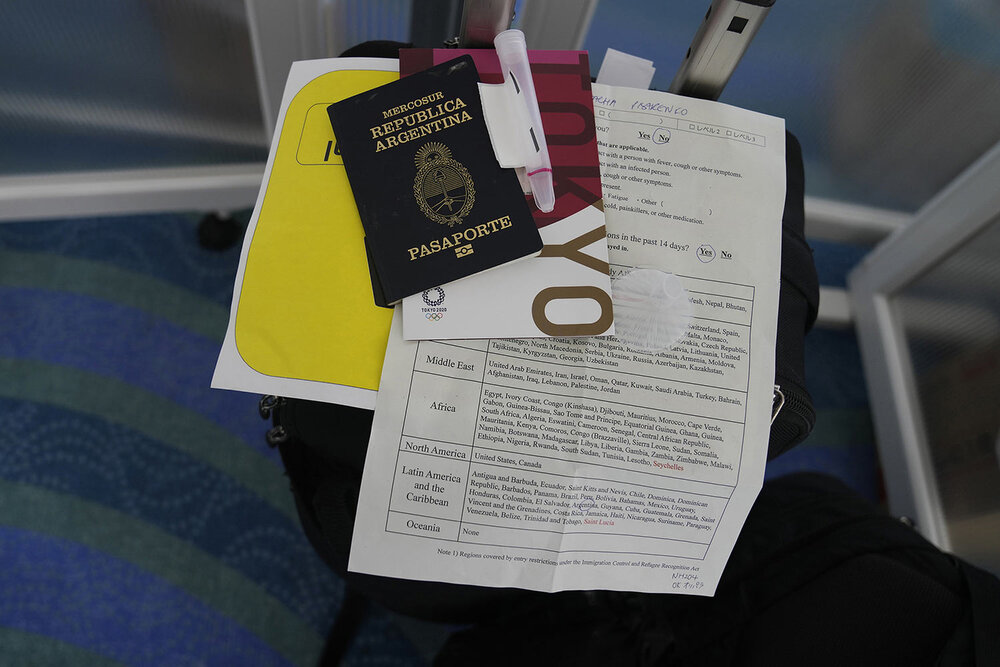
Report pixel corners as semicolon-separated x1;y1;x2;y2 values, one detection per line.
413;142;475;227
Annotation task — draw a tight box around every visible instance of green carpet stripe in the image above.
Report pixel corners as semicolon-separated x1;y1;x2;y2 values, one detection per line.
0;626;126;667
0;249;228;342
0;480;322;667
805;408;875;451
0;358;296;522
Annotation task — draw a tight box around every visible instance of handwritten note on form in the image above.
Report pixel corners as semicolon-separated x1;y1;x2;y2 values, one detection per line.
347;83;786;595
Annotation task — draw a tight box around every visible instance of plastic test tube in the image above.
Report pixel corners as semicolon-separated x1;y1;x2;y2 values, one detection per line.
494;29;555;213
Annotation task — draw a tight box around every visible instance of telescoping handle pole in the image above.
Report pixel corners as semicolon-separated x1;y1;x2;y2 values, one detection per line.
458;0;517;47
669;0;775;101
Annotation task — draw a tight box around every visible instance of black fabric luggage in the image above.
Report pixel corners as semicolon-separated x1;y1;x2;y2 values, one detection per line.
770;130;819;458
431;472;1000;667
267;404;1000;666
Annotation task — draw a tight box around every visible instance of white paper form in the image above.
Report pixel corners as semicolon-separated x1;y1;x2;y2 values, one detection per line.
349;84;785;595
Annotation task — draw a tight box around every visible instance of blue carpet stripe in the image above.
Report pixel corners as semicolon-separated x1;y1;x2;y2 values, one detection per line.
0;215;245;307
0;248;230;342
0;526;293;667
0;286;272;459
0;478;323;667
0;397;340;633
343;612;424;667
0;357;296;522
0;626;127;667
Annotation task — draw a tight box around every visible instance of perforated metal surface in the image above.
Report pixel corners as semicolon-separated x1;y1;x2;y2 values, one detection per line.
895;215;1000;574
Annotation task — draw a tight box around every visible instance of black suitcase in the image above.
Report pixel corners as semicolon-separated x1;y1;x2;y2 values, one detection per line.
269;409;1000;666
431;472;1000;667
260;41;847;664
258;119;1000;664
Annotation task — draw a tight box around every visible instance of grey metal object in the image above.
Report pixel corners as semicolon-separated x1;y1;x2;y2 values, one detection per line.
849;138;1000;572
0;163;263;223
669;0;774;100
828;1;1000;212
458;0;516;47
517;0;599;50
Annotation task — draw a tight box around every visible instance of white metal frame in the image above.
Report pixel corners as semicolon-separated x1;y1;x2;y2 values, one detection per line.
0;164;265;223
805;196;913;329
246;0;323;136
848;139;1000;549
804;196;910;245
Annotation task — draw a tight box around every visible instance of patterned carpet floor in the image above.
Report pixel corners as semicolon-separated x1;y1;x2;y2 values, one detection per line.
0;213;421;666
0;212;878;665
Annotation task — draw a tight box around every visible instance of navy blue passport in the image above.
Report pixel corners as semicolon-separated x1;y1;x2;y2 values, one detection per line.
327;55;541;305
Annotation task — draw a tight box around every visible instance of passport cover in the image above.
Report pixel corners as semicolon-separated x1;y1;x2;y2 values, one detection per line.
327;55;542;304
398;49;613;340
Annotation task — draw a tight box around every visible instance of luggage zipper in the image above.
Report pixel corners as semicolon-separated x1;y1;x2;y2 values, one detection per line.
774;379;813;423
770;377;817;456
771;385;785;425
258;395;281;420
258;395;289;447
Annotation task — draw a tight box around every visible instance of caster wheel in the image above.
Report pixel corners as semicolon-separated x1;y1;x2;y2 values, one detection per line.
198;212;242;250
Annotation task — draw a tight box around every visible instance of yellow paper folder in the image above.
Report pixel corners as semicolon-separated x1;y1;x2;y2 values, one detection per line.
234;64;397;396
